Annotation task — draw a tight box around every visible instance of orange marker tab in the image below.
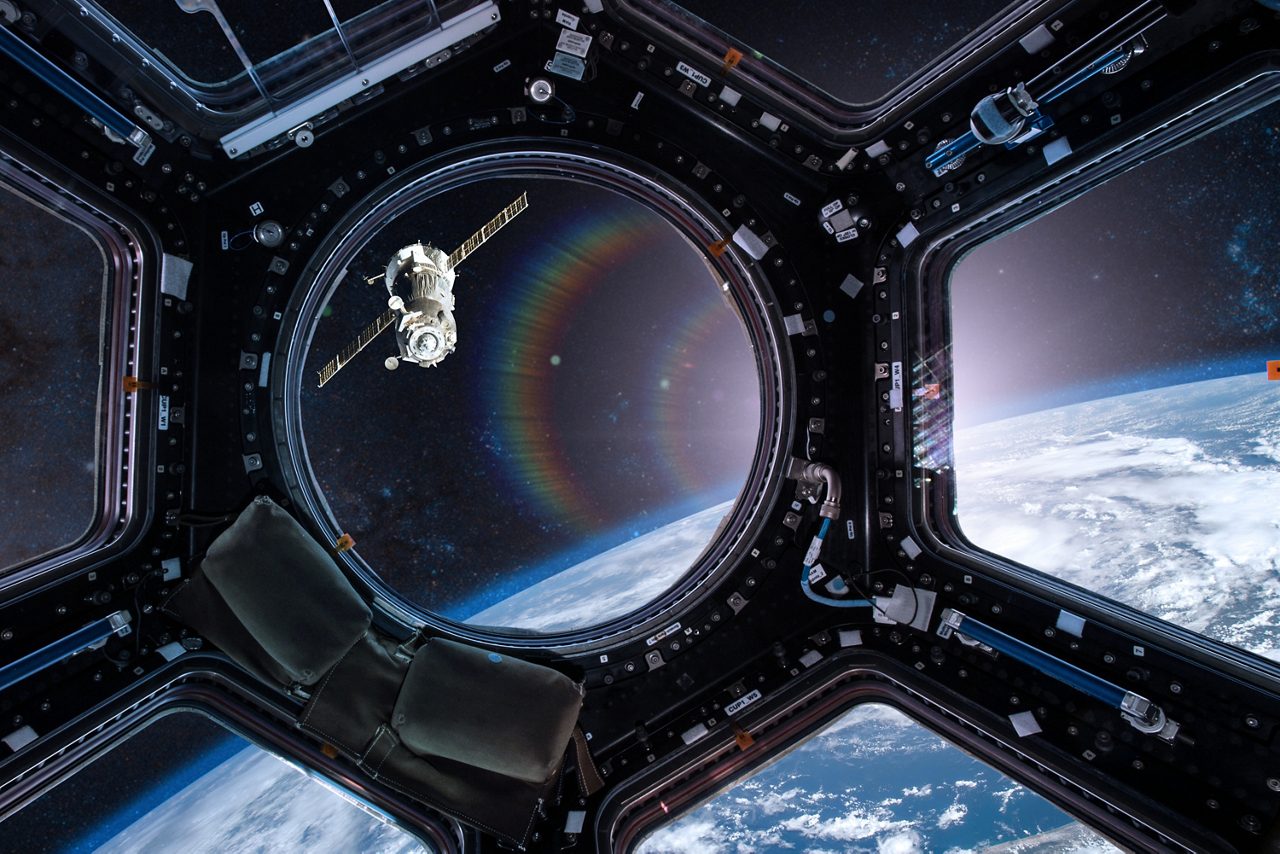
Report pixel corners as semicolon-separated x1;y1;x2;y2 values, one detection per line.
334;533;356;553
732;722;754;750
1268;360;1280;381
320;743;339;758
707;238;731;257
123;376;153;392
721;47;743;74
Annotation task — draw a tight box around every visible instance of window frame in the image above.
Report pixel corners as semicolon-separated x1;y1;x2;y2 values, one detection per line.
21;0;492;139
604;659;1167;852
604;0;1070;139
269;142;793;654
0;137;152;597
908;68;1280;682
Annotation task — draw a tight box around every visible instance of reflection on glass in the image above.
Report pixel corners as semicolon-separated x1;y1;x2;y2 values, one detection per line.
0;712;431;852
73;0;474;102
0;183;107;574
951;101;1280;660
301;177;761;632
668;0;1011;104
637;703;1114;852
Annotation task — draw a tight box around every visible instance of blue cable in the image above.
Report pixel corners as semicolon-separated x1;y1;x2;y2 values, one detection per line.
800;517;872;609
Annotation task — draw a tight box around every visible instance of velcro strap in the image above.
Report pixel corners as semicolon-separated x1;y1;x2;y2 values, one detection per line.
572;726;604;796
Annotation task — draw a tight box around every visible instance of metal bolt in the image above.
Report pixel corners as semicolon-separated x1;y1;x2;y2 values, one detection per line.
1246;715;1261;728
1267;777;1280;792
1169;682;1182;694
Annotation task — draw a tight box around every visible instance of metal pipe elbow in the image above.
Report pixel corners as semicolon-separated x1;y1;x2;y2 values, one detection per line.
802;462;841;520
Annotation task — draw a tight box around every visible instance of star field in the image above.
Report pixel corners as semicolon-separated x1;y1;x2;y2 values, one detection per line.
0;184;107;572
951;100;1280;426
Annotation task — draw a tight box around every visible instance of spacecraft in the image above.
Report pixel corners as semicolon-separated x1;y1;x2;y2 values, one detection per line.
316;192;529;386
0;1;1278;852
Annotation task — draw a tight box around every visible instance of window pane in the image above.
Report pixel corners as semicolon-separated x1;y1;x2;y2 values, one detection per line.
666;0;1012;104
300;176;762;633
0;182;108;573
0;712;432;852
637;703;1114;852
84;0;456;97
950;100;1280;660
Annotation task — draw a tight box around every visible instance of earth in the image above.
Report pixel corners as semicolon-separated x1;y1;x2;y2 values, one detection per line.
954;372;1280;661
463;500;735;632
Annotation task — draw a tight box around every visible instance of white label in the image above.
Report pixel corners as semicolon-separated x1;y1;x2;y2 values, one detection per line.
676;60;712;88
158;395;170;430
821;220;834;235
889;361;903;410
646;621;682;646
820;199;844;219
804;536;823;566
493;59;512;73
835;227;859;243
249;201;264;216
547;52;585;80
556;28;593;58
555;8;580;29
220;230;229;250
783;192;801;206
807;563;827;585
725;689;762;717
846;519;856;539
630;91;645;110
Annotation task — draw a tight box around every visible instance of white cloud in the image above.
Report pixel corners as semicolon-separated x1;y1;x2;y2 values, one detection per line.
953;779;979;789
902;785;932;798
754;787;803;816
777;809;912;843
992;784;1023;813
937;801;968;829
636;816;728;854
877;828;925;854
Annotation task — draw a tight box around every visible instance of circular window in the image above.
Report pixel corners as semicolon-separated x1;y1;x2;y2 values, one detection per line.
283;152;782;638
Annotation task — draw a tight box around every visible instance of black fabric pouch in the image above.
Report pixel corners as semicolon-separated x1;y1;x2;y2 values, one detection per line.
164;495;371;686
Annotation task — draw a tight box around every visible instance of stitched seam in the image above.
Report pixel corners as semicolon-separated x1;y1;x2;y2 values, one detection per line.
297;722;363;757
300;635;361;727
373;728;396;777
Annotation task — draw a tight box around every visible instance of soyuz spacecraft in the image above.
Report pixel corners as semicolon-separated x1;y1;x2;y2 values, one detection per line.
317;192;529;385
